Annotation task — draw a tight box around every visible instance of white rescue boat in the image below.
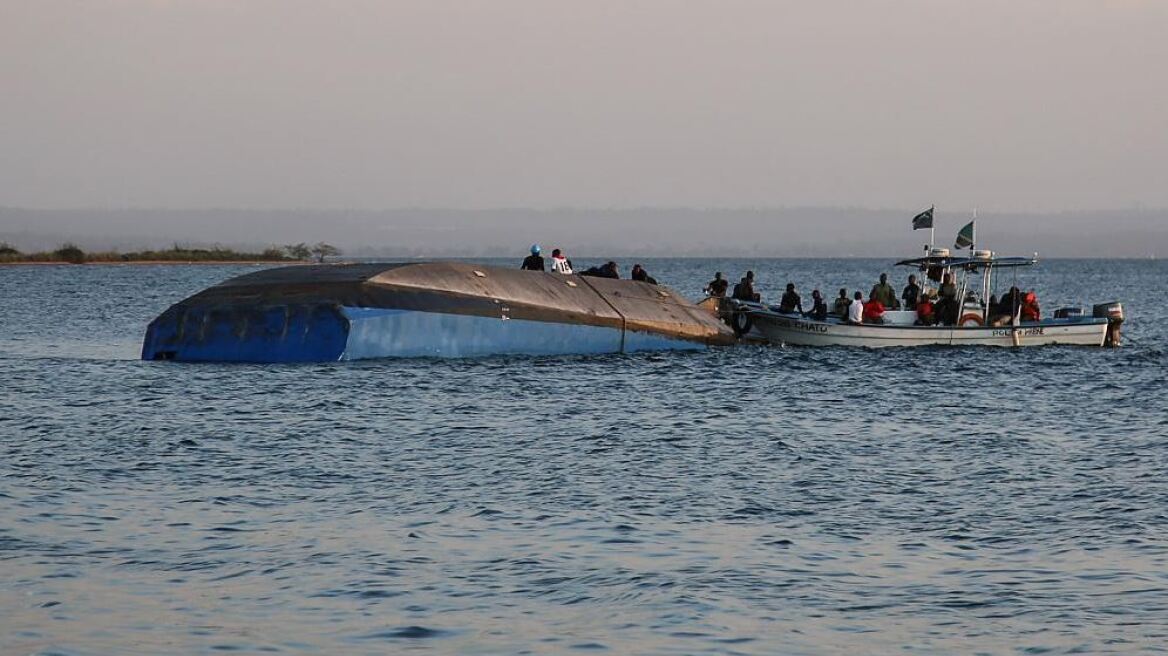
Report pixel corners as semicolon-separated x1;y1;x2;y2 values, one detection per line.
725;249;1124;348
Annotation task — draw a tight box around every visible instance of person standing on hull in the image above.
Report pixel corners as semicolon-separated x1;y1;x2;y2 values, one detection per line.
704;272;729;297
847;291;865;325
550;249;573;274
779;283;803;314
832;288;851;318
733;271;761;302
521;244;545;271
901;274;921;309
870;273;900;310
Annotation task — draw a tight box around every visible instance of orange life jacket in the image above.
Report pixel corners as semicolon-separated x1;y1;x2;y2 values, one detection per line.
1021;293;1040;321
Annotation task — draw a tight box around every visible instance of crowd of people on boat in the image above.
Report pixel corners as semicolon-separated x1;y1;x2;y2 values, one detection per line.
521;246;1043;327
703;268;1041;327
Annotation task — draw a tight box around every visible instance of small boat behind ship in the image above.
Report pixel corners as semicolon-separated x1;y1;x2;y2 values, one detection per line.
721;249;1124;349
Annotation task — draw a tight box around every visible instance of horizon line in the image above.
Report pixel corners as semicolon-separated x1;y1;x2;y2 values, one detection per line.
3;204;1167;215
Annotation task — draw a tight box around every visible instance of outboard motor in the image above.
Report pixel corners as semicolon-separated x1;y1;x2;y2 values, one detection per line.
1093;301;1124;347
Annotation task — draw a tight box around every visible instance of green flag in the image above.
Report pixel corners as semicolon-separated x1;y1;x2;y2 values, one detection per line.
955;221;975;249
912;206;934;230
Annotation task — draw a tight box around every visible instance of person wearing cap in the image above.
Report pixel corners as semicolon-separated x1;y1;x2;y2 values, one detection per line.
521;244;545;271
704;272;729;297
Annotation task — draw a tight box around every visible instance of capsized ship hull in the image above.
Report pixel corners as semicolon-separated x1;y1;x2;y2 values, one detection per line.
141;262;737;362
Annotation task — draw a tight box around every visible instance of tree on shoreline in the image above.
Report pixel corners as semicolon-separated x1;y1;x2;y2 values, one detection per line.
311;242;341;263
283;243;312;260
54;243;86;264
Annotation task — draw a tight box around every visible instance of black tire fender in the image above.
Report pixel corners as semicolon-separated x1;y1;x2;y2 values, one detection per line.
732;310;753;337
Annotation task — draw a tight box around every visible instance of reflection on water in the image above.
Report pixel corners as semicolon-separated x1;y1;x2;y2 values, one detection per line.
1;260;1166;654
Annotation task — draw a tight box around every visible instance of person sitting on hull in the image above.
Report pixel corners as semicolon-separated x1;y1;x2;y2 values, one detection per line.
806;289;828;321
550;248;573;274
832;288;851;318
521;244;545;271
915;295;936;326
704;272;729;297
863;293;887;324
870;273;900;310
581;261;619;279
901;274;921;309
630;264;658;285
779;283;803;314
732;271;761;302
847;291;865;325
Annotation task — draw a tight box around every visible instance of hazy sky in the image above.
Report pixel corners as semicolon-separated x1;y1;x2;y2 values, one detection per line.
2;1;1166;212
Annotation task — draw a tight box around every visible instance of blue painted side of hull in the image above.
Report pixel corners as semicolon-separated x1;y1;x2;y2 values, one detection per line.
142;304;348;362
143;305;709;363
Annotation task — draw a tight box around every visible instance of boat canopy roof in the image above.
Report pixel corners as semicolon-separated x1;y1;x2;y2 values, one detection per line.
895;255;1037;270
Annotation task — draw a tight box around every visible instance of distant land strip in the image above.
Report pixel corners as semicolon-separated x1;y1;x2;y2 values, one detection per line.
0;242;339;265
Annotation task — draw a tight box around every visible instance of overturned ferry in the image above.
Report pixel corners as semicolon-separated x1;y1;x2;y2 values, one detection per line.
142;262;737;362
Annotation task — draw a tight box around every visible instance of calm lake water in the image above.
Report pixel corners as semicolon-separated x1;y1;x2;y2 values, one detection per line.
2;258;1166;655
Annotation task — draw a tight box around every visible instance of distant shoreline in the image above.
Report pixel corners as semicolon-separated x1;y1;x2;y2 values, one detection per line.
0;243;341;266
0;259;299;267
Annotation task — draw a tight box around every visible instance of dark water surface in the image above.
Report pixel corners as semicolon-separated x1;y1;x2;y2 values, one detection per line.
2;259;1167;655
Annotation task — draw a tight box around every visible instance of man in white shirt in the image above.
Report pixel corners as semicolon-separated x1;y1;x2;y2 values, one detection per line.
847;291;864;325
550;249;573;274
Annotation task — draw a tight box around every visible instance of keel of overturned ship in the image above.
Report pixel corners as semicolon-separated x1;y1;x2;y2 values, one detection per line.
142;262;737;362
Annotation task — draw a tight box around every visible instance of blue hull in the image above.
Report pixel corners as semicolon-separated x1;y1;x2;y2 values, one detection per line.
143;305;706;362
142;303;349;363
